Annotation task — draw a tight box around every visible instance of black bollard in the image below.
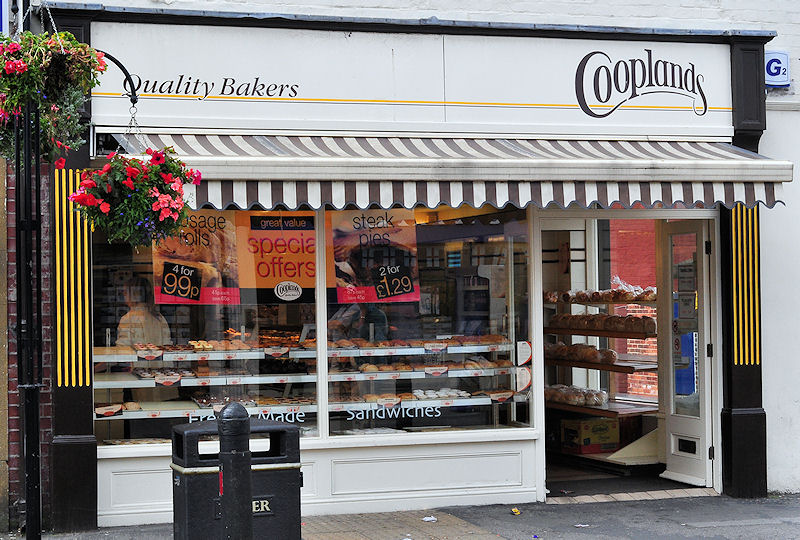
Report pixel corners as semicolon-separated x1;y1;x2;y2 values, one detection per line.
218;403;253;540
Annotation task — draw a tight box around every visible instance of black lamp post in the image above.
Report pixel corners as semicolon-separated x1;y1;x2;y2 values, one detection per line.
10;0;139;533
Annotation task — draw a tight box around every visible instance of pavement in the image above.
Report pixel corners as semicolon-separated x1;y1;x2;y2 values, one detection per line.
6;492;795;539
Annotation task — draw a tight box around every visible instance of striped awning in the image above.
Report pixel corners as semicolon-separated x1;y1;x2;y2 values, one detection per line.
112;134;792;210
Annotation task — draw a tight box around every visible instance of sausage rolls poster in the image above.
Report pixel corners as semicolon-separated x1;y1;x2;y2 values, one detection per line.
152;210;241;304
327;209;420;303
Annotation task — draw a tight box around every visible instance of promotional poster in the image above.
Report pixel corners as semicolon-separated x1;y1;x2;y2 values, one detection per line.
153;210;240;304
328;209;420;304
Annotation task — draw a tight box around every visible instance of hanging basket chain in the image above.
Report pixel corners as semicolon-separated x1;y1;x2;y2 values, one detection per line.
39;1;65;53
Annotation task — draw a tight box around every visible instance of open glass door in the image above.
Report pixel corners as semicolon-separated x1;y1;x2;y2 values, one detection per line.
658;220;713;486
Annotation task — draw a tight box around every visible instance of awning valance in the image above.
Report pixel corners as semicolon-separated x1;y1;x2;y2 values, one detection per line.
111;134;792;210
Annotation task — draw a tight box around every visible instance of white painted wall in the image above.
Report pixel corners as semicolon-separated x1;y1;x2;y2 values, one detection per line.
54;0;800;491
758;107;800;493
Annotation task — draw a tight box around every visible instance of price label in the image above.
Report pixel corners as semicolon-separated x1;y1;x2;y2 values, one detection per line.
229;378;242;385
265;347;289;357
161;261;201;301
147;411;162;418
371;265;415;300
424;366;448;376
155;375;181;386
197;378;210;386
441;399;454;407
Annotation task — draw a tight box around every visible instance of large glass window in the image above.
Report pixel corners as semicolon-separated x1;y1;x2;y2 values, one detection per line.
92;210;319;445
325;206;531;436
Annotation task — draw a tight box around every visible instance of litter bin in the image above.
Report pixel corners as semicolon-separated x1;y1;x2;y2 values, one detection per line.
172;417;301;540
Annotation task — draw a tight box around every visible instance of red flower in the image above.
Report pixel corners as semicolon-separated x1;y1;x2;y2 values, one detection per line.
149;151;165;165
146;148;154;155
122;178;134;190
69;192;98;206
55;157;66;169
106;152;117;160
14;60;26;74
79;178;97;189
6;42;20;54
160;172;174;184
99;202;110;214
4;61;15;74
106;184;112;193
100;163;111;174
125;166;141;178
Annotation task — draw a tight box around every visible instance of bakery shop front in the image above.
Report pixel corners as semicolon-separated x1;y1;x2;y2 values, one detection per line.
45;10;791;529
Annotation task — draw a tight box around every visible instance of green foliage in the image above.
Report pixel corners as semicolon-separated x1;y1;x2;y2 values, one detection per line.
0;31;106;160
69;147;202;247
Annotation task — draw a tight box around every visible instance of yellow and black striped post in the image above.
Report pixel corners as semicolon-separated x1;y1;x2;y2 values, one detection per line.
54;169;93;388
720;203;766;498
51;168;98;531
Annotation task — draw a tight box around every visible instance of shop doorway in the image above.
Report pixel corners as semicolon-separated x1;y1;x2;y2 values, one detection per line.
539;216;715;499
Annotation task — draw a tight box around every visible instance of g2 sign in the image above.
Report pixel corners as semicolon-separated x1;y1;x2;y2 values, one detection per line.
765;51;790;88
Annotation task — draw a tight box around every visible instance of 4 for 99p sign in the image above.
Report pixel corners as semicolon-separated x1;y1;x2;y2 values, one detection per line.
161;262;201;301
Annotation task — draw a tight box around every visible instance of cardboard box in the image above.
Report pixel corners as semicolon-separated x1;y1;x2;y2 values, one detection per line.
561;418;620;454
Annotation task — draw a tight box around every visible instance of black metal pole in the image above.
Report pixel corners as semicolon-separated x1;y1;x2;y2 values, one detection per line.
17;99;42;539
217;403;253;540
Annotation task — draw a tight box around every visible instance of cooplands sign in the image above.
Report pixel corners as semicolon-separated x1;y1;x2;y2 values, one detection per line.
575;49;708;118
92;23;733;138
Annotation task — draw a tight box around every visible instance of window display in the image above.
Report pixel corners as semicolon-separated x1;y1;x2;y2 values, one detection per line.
92;206;532;443
92;210;319;444
326;206;531;435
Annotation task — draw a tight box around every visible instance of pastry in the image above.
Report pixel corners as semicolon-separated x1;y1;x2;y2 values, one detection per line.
359;364;379;372
642;316;657;334
599;349;618;363
378;364;394;372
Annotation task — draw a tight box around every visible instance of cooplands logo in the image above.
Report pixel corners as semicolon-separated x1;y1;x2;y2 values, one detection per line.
575;49;707;118
274;281;302;301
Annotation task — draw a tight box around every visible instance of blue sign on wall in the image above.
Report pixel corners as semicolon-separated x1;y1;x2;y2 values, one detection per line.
765;51;791;88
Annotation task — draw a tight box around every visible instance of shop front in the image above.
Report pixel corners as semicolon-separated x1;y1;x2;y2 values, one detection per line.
45;11;791;529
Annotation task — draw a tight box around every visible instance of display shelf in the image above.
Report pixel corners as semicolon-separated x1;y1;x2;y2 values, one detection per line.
94;349;267;363
543;327;656;340
94;372;155;389
544;301;657;307
544;357;658;374
289;349;317;359
226;374;315;385
92;347;137;363
328;371;426;382
327;367;513;382
95;402;317;421
94;372;314;389
328;396;494;412
545;399;658;418
326;343;513;358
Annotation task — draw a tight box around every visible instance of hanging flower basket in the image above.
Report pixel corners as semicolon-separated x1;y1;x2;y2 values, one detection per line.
0;30;107;162
69;147;202;246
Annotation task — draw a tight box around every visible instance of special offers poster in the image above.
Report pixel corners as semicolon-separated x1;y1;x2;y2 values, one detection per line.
235;211;317;304
327;209;420;304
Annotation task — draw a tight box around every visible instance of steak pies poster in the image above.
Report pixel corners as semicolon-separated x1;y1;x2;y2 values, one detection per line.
153;210;317;304
327;209;420;304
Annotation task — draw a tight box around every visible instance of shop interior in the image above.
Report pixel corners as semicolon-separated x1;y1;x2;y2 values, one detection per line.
542;216;710;496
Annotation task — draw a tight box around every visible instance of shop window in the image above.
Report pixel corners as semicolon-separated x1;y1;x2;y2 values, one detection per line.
325;206;532;436
92;210;319;445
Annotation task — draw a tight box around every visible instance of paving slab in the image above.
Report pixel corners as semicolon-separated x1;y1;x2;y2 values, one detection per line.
6;493;798;540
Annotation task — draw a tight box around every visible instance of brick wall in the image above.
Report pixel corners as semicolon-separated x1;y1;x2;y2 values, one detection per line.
6;163;53;528
609;220;658;398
